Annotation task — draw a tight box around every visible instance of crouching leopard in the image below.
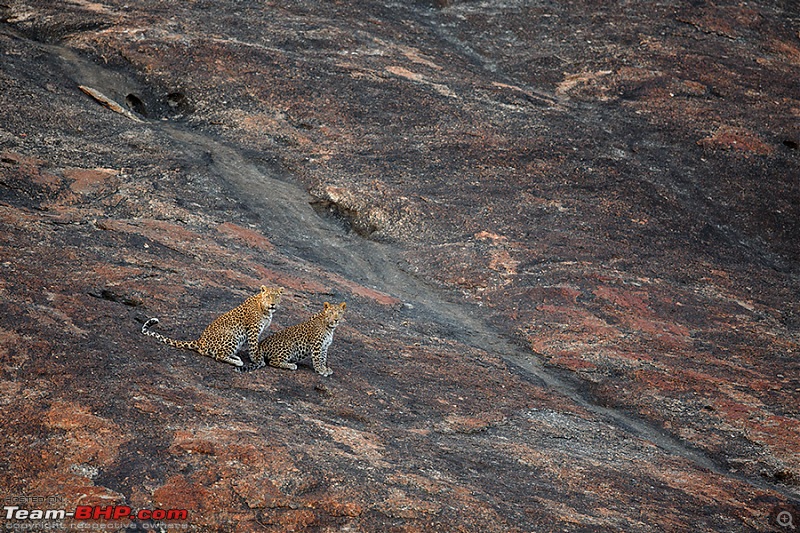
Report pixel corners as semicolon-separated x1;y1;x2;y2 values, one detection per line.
237;301;346;376
142;285;283;367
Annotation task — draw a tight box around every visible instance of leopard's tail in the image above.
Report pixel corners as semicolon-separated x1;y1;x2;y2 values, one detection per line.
141;318;200;352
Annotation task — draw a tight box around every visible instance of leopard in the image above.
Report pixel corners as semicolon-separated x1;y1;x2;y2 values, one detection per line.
141;285;283;367
237;301;346;376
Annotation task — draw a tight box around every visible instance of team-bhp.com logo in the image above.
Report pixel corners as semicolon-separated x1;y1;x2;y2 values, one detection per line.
75;506;187;521
4;504;188;529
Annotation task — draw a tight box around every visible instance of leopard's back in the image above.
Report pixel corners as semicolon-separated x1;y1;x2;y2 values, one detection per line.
261;318;327;362
196;295;270;351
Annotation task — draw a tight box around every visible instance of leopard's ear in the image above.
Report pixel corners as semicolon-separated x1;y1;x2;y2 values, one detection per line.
340;302;347;310
323;302;331;310
260;285;268;293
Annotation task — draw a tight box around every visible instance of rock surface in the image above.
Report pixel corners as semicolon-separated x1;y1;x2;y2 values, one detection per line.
0;0;798;531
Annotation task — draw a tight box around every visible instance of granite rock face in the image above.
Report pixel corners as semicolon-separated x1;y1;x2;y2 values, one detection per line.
0;0;798;531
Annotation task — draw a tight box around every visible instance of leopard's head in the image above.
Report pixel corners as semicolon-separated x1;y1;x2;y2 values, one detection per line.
323;301;346;327
258;285;283;314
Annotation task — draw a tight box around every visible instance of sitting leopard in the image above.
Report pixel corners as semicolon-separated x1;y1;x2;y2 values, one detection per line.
237;301;346;376
142;285;283;367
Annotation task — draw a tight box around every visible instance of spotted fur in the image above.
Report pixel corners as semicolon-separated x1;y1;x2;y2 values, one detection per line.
142;285;283;367
237;301;346;376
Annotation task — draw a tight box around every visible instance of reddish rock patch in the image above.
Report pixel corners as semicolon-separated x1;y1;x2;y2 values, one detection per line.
697;125;775;155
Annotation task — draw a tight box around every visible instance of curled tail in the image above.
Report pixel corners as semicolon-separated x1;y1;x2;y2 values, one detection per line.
141;318;199;352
